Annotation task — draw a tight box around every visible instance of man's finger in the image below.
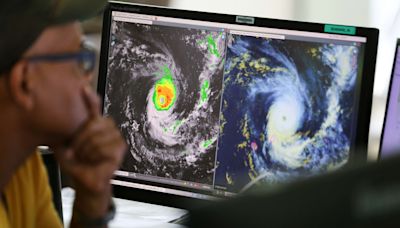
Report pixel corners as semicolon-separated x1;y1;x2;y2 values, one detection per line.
75;127;125;161
82;86;101;118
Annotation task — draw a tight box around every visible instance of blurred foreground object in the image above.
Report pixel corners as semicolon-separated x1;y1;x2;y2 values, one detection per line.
189;155;400;228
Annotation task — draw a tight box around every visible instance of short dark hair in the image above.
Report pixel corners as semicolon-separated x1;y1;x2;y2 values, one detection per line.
0;61;17;76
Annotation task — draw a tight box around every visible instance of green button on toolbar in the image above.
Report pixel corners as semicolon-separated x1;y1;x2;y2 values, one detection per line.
324;24;356;35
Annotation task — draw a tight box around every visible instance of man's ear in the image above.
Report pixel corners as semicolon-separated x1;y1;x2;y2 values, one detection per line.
8;61;35;111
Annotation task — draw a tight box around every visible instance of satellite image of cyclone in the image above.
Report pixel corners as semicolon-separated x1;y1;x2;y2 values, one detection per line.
104;21;226;184
214;34;362;192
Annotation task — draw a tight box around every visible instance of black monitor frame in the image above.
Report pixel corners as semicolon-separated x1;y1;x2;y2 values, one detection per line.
98;1;378;209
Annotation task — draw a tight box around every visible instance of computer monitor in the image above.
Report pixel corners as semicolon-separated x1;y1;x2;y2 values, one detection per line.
98;1;378;209
379;40;400;159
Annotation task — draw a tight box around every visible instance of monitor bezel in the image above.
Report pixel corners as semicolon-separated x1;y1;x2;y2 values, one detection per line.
98;1;378;209
378;39;400;160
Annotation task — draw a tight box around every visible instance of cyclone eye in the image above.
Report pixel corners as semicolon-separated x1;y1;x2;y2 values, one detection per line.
152;66;177;111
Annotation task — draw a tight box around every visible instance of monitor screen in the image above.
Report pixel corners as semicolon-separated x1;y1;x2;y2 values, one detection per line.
98;2;378;208
379;41;400;159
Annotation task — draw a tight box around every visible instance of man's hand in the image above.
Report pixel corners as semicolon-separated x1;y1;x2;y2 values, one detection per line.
54;87;127;225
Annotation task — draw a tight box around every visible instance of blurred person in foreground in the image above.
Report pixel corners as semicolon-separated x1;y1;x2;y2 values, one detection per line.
0;0;127;227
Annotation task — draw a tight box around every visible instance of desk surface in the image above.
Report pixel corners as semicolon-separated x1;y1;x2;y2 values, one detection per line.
62;188;188;228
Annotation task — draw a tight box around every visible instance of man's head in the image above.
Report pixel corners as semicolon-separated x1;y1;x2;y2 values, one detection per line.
0;0;106;74
0;0;107;147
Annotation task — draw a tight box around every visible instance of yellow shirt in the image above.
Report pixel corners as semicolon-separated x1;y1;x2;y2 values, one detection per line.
0;151;63;228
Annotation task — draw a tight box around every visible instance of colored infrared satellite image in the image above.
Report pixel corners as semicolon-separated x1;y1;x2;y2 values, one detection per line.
104;21;226;184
